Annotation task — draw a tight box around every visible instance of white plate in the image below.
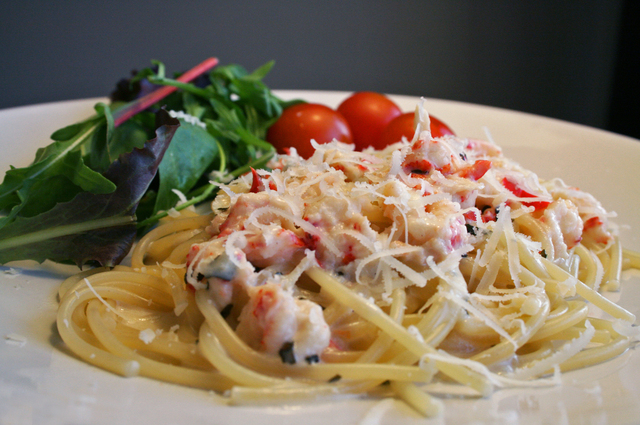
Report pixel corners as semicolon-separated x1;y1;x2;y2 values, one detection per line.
1;92;639;425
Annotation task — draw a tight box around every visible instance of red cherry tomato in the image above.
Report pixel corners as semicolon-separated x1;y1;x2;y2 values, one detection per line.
430;115;455;138
266;103;353;159
378;112;456;147
337;92;402;150
378;112;415;147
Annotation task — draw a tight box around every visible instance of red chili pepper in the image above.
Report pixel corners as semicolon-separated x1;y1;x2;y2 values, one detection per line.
438;163;452;175
331;164;346;173
482;208;497;222
463;211;477;222
404;159;432;173
584;216;603;230
501;177;550;211
458;160;492;181
412;139;425;151
343;246;356;264
250;167;261;193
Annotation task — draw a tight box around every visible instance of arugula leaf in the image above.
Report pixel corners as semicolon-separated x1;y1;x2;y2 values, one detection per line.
87;103;115;172
0;111;179;267
0;134;116;212
0;103;115;212
0;149;117;228
108;118;155;159
0;58;292;267
134;61;287;221
14;176;83;219
49;114;102;142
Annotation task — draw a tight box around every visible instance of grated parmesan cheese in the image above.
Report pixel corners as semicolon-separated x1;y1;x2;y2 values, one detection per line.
183;102;615;364
4;333;27;347
3;267;21;278
168;110;206;128
139;328;157;344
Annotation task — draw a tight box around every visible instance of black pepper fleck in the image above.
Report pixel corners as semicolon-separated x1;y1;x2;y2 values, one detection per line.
220;304;233;319
328;374;342;383
465;223;477;236
305;355;320;364
278;342;296;365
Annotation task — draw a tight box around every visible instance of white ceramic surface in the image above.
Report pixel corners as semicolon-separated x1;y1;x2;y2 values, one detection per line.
1;92;639;425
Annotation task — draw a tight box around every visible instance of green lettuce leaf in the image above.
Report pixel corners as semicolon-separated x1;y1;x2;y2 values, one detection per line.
0;104;115;212
0;111;179;267
153;121;219;215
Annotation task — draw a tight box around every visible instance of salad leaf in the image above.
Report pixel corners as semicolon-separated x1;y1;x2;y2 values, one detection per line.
87;103;116;172
131;60;293;224
0;111;179;267
0;57;296;267
0;104;114;212
153;121;219;214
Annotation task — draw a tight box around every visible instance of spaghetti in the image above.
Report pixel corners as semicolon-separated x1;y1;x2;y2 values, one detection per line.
57;101;638;416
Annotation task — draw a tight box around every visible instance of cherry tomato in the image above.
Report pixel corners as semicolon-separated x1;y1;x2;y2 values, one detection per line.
378;112;456;147
337;92;402;150
378;112;415;147
430;115;456;138
266;103;353;159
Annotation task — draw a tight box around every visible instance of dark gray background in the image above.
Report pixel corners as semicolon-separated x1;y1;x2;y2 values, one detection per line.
1;1;638;138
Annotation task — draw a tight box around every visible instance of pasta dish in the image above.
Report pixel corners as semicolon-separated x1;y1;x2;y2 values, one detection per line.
56;101;639;416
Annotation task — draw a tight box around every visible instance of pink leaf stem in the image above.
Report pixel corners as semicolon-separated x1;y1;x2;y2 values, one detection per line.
113;57;219;127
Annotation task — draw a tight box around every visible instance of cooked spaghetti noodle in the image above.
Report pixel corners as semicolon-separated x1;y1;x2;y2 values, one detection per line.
57;101;638;416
